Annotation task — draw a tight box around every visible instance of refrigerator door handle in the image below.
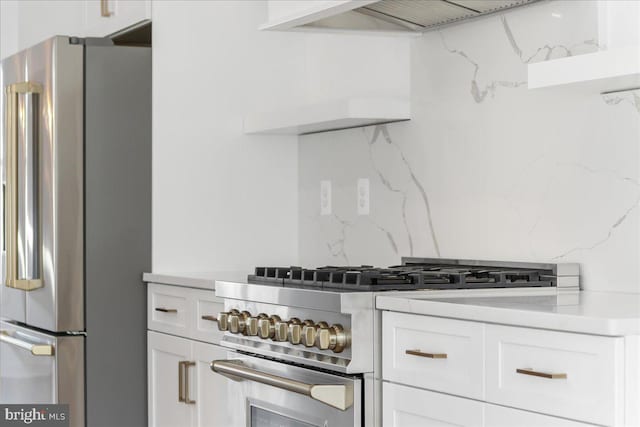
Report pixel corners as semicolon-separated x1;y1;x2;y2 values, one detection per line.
4;81;43;291
0;330;54;356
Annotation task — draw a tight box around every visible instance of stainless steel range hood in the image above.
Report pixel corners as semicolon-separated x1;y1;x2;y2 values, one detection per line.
262;0;539;33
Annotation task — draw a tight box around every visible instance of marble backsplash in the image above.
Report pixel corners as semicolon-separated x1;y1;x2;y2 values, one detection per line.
298;1;640;293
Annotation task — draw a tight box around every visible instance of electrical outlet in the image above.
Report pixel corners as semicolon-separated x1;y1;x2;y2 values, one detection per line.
320;180;332;216
357;178;370;215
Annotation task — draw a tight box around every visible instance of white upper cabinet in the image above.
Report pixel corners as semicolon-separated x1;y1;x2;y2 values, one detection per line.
84;0;151;37
17;0;86;51
528;0;640;93
1;0;150;60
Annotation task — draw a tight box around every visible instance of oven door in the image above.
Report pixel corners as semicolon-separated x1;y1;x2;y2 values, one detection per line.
211;352;362;427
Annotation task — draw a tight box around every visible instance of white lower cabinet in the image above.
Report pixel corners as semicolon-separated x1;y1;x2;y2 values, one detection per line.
148;331;229;427
148;332;193;427
192;341;233;427
383;382;595;427
382;382;484;427
484;404;593;427
485;324;623;426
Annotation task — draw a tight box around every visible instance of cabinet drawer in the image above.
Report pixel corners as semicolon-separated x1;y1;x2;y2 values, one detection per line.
382;311;484;399
486;324;624;426
191;289;224;345
148;283;189;336
485;403;595;427
383;382;483;427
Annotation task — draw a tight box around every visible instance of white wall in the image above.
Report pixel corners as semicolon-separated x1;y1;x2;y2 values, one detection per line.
298;1;640;293
152;1;304;272
152;1;409;273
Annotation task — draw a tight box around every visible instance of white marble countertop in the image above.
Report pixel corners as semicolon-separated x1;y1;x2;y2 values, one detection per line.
142;271;248;291
376;291;640;336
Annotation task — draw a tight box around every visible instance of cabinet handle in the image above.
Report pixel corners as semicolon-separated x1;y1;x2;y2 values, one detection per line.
405;349;447;359
155;307;177;313
100;0;112;17
516;368;567;379
178;361;185;402
201;315;217;322
179;361;196;404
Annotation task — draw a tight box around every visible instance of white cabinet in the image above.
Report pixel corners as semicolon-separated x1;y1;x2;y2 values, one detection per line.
148;331;231;427
382;311;484;400
485;324;624;426
192;342;233;427
17;0;85;50
485;404;594;427
84;0;151;37
147;283;224;345
148;332;193;427
6;0;150;58
382;381;484;427
382;310;633;426
147;283;230;427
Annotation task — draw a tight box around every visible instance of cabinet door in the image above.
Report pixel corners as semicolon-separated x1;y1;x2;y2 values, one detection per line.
85;0;150;37
383;382;484;427
148;331;193;427
192;342;236;427
17;1;85;51
485;404;592;427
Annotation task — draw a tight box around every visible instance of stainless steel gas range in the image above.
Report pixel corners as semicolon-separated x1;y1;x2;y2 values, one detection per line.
210;258;580;427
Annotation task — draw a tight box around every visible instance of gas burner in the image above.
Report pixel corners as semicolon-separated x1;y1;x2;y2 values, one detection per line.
248;261;557;292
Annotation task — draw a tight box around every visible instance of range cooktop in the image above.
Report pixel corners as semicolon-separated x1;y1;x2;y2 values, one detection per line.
247;259;562;292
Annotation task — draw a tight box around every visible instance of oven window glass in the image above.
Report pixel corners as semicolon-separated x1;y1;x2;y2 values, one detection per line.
251;406;316;427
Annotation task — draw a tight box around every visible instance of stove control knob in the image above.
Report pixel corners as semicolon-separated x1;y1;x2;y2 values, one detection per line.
246;313;267;336
229;311;251;334
302;321;328;347
258;315;281;339
315;324;348;353
216;312;229;331
287;318;302;345
274;319;289;342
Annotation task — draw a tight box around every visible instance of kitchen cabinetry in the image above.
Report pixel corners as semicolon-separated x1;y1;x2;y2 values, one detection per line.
381;308;636;426
84;0;150;37
148;332;230;427
4;0;149;59
17;1;85;52
382;381;483;427
147;282;229;427
148;332;193;427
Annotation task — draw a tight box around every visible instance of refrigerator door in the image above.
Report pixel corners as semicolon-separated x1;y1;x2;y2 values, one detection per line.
1;36;84;332
0;320;84;427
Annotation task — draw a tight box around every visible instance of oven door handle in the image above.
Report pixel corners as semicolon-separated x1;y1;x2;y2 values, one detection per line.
210;360;353;411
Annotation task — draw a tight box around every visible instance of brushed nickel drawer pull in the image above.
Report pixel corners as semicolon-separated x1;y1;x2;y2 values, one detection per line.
406;349;447;359
183;361;196;404
201;315;217;322
178;361;185;402
155;307;177;313
516;368;567;379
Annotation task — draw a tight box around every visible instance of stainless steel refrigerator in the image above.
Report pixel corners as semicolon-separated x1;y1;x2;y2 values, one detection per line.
0;36;151;427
